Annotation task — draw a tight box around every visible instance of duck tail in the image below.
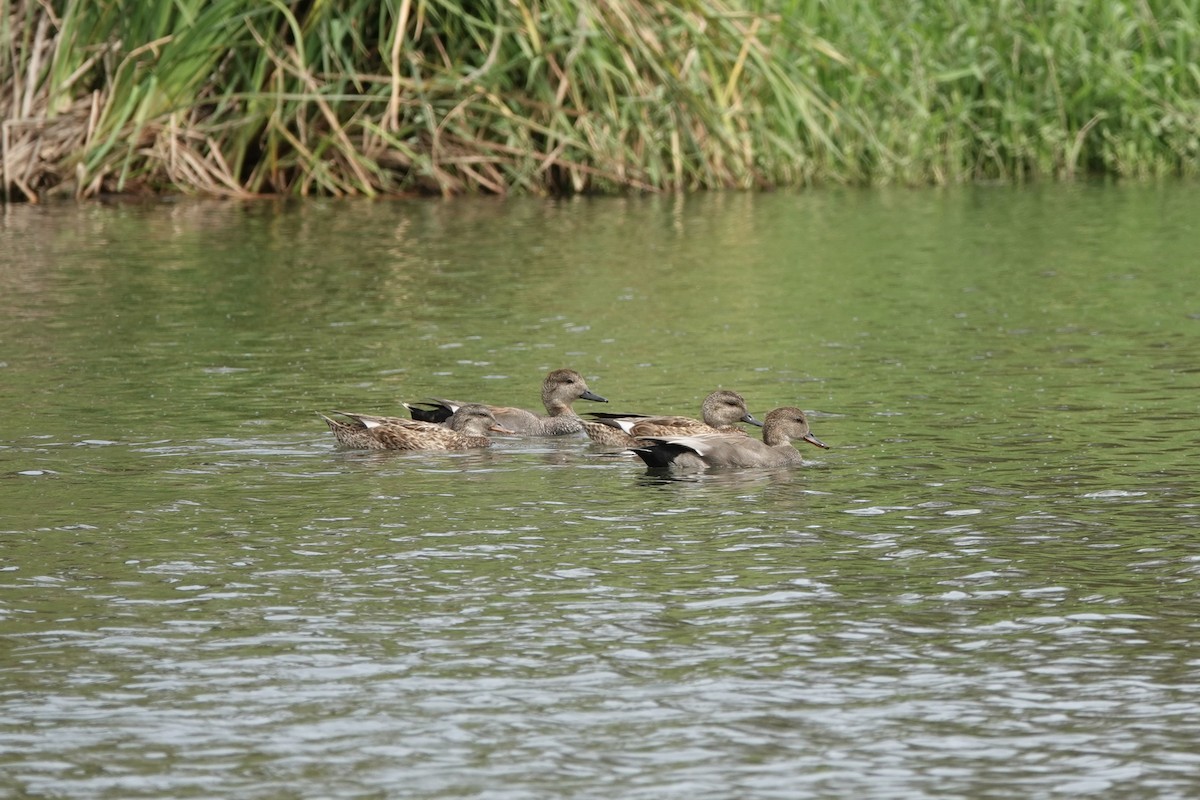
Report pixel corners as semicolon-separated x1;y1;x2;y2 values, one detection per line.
404;401;453;423
630;444;675;469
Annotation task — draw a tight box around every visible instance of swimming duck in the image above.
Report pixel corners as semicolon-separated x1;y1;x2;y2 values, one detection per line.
582;389;763;447
630;406;828;470
404;368;607;436
320;404;513;450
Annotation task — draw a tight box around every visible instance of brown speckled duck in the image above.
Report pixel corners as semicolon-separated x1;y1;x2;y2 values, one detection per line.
582;389;763;447
631;406;828;470
320;404;513;450
404;368;607;436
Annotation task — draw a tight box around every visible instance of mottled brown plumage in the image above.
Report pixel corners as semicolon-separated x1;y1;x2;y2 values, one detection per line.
404;368;607;436
320;404;513;450
582;389;762;447
631;406;828;471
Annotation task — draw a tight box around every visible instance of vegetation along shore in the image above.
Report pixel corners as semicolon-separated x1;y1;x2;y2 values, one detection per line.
3;0;1199;201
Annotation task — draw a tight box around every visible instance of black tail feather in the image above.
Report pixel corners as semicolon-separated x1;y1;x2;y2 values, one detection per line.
406;403;453;423
630;441;693;468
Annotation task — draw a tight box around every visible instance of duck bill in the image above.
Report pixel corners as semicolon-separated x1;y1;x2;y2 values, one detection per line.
489;424;517;435
802;432;829;449
742;413;765;428
580;390;608;403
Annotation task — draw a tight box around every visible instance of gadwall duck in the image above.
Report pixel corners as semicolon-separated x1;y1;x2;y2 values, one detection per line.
320;404;514;450
582;389;763;447
405;368;607;436
631;406;828;470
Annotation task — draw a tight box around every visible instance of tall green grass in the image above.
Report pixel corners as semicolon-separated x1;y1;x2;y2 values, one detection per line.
3;0;1199;200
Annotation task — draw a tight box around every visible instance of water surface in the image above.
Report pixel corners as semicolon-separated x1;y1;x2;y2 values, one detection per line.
2;185;1199;798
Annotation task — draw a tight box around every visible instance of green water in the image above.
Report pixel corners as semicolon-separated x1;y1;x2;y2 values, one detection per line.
2;185;1199;799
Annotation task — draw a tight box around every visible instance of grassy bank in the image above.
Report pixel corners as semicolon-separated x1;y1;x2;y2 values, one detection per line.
3;0;1199;200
